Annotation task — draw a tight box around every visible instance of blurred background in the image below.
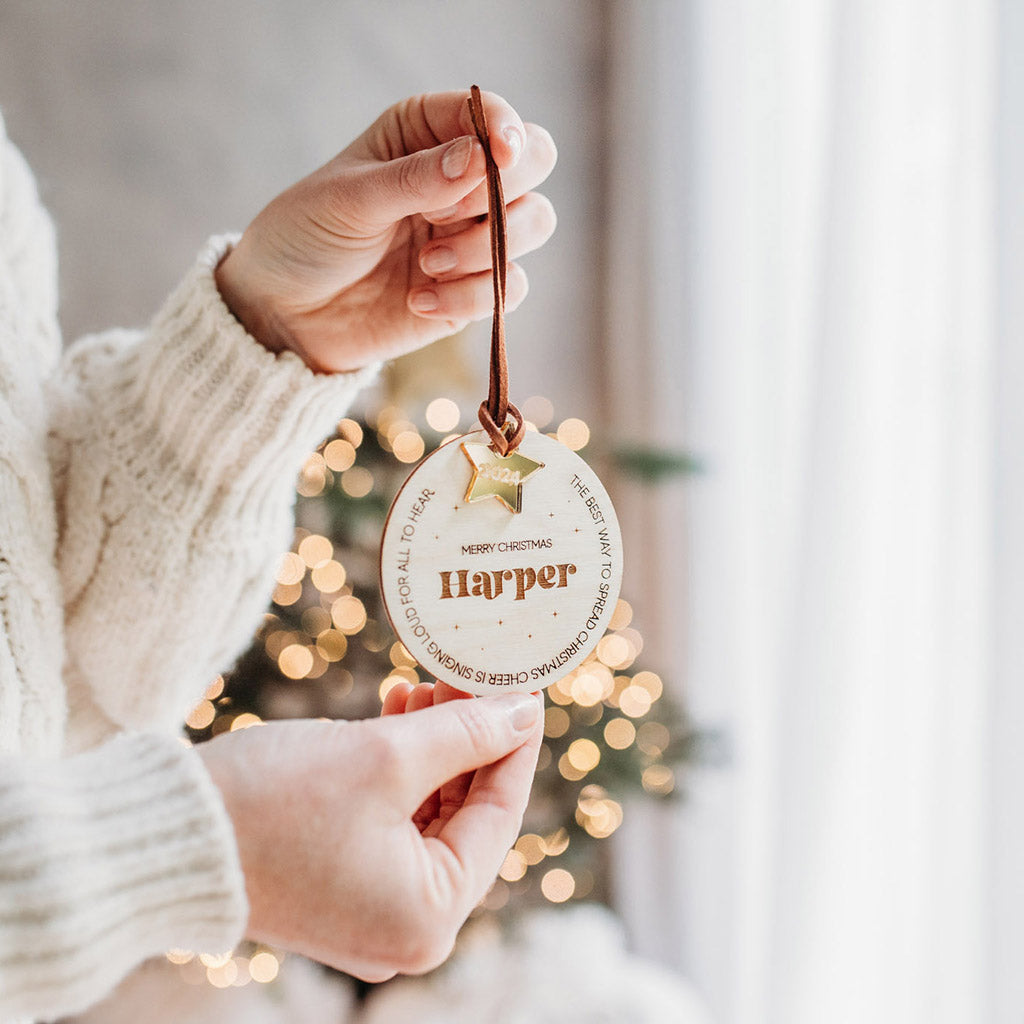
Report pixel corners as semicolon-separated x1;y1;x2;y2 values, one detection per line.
2;1;1023;1023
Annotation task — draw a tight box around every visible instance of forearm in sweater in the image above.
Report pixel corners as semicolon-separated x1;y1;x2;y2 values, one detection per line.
0;731;246;1022
46;236;377;733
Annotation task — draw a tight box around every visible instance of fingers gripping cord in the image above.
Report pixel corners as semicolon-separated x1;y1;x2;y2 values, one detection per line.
467;85;525;456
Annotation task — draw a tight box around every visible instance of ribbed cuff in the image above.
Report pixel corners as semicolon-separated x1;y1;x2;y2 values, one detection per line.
105;234;378;521
0;732;247;1020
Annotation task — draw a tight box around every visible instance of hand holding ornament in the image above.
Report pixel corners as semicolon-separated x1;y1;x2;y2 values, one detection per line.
214;90;557;373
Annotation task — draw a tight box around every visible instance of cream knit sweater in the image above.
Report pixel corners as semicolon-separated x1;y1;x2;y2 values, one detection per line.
0;117;374;1022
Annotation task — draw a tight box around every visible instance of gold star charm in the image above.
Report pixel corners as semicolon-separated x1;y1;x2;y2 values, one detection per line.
461;442;545;514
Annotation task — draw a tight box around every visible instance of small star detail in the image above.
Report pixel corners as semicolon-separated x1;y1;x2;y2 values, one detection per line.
461;442;544;514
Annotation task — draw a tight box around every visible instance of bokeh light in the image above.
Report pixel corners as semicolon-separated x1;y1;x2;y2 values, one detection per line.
323;438;356;471
278;644;314;679
567;738;601;773
544;705;570;738
248;951;280;984
298;534;333;569
556;417;590;451
500;849;528;882
642;765;676;795
541;868;575;903
331;595;367;634
604;717;637;749
341;466;374;498
425;398;461;432
521;395;555;430
337;418;363;447
392;430;425;463
311;559;346;593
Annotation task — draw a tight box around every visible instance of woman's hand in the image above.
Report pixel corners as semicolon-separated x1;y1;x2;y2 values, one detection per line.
215;90;557;373
198;689;543;981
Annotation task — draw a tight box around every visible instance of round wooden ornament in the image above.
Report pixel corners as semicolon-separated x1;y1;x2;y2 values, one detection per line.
379;429;623;695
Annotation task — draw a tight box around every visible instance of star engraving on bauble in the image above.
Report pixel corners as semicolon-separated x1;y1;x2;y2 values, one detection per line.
461;442;545;514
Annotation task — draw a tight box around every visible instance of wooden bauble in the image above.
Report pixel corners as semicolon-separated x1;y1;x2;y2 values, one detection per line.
380;430;623;695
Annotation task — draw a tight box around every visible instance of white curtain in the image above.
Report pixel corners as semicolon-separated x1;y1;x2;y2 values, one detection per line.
604;1;1021;1021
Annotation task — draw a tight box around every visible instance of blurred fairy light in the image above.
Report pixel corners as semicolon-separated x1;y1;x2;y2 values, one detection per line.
278;643;314;679
341;466;373;498
541;827;570;856
514;834;546;866
389;641;416;668
378;674;405;702
316;629;348;662
297;534;332;569
199;951;232;969
301;606;331;635
618;685;654;718
636;721;671;757
311;559;346;593
521;395;554;430
541;868;575;903
230;713;263;731
337;417;363;447
556;417;590;451
632;670;664;701
425;397;461;433
271;581;302;606
392;430;425;463
544;705;570;738
331;595;367;634
323;438;357;471
642;765;676;796
567;738;601;773
558;753;587;782
604;717;636;749
248;950;280;984
576;785;624;839
297;453;327;497
206;959;238;988
608;598;633;631
185;700;216;730
500;849;528;882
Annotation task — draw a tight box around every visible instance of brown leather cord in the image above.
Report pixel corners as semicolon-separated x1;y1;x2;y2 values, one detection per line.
468;85;525;456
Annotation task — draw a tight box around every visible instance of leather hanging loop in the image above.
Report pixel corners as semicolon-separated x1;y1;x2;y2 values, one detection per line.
467;85;523;455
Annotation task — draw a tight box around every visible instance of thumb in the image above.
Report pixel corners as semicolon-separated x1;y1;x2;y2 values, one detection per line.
344;136;485;228
378;692;542;810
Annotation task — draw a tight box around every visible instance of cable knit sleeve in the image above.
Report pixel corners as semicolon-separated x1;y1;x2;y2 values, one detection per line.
47;235;378;735
0;731;247;1022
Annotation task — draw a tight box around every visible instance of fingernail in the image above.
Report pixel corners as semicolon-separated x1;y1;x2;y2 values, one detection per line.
442;136;475;180
409;289;439;313
503;126;524;165
420;245;458;275
502;693;541;732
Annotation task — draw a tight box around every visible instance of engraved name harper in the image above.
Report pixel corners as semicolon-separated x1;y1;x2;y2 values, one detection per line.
439;563;577;601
